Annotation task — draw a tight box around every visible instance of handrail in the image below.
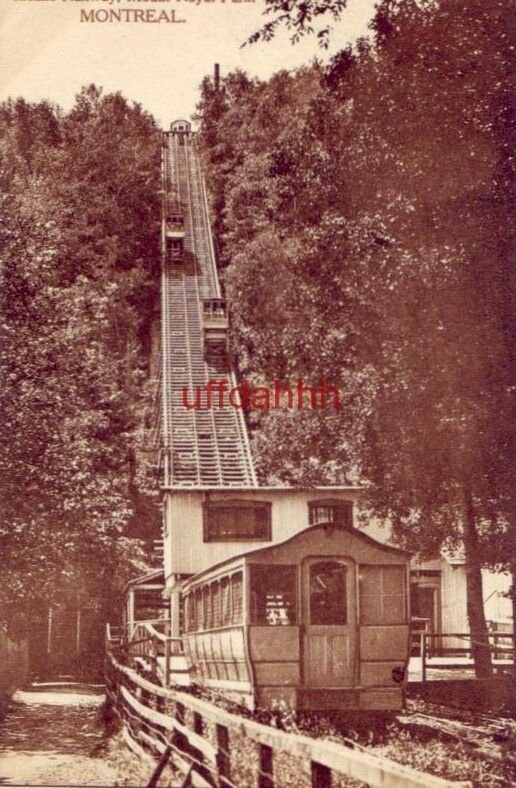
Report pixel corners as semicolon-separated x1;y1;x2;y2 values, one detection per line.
125;619;184;687
418;630;514;682
147;624;168;642
106;623;122;641
424;631;514;639
146;623;181;644
128;619;170;640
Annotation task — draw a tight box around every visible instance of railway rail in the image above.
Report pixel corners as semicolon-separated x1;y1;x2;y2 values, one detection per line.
398;711;514;762
398;700;516;768
158;126;256;489
407;699;516;727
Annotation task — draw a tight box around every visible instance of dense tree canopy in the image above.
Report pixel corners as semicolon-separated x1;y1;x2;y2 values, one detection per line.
198;0;514;674
0;87;162;635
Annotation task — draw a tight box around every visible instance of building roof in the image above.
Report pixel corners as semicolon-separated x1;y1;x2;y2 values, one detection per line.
124;568;164;592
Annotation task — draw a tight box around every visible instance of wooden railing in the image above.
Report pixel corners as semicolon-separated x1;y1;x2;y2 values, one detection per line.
417;631;514;682
125;620;183;688
105;651;471;788
410;618;431;656
106;623;123;648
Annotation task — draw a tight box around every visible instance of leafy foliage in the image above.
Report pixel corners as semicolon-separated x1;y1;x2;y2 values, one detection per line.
198;0;514;674
0;88;161;635
246;0;350;48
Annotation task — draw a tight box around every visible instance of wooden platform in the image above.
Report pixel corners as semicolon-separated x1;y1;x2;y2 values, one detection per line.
408;656;513;682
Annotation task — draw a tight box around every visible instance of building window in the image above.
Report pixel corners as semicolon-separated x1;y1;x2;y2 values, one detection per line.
308;499;353;528
359;565;406;625
250;565;297;625
203;500;272;542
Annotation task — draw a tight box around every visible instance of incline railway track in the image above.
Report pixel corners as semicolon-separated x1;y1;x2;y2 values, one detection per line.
158;126;257;489
398;700;516;767
399;713;514;761
406;699;516;727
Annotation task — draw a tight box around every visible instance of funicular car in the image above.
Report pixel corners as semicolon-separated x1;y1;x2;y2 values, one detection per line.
181;522;411;711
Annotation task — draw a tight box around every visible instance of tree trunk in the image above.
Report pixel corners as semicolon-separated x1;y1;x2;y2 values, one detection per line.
512;569;516;676
463;486;493;678
510;520;516;673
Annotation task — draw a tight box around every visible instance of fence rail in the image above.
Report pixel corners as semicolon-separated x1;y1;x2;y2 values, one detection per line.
106;651;471;788
416;631;514;682
106;621;183;688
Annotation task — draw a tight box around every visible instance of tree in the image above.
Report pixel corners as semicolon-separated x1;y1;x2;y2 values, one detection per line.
198;0;514;676
0;87;162;646
246;0;350;48
344;0;514;676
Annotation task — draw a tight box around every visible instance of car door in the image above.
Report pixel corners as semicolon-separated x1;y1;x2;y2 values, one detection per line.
302;558;356;688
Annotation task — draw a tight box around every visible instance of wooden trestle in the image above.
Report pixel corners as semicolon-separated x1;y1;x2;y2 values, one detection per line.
158;130;257;488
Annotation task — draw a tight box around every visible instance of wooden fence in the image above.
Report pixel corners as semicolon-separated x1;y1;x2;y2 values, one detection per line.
105;650;471;788
418;631;514;682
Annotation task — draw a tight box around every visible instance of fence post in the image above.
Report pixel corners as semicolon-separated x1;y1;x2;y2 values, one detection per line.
193;712;204;735
258;744;273;788
176;701;185;725
421;631;427;683
147;744;173;788
215;723;230;787
165;638;171;687
311;761;331;788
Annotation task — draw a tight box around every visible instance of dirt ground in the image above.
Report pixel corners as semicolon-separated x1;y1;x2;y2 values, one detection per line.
0;688;172;787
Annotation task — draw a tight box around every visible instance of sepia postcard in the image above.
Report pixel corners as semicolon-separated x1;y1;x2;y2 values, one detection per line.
0;0;513;785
